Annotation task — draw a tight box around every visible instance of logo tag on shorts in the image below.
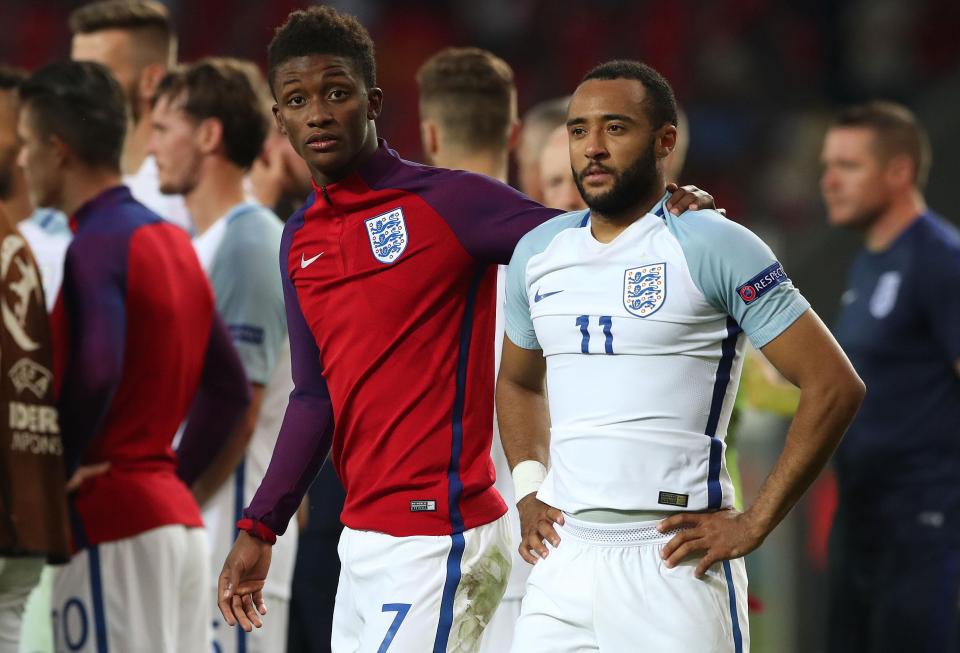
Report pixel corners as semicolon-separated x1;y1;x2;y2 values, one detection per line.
658;491;689;508
737;261;789;304
410;500;437;512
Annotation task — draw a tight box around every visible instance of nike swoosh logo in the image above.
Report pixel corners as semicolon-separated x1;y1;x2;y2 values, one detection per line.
301;252;324;268
534;288;563;303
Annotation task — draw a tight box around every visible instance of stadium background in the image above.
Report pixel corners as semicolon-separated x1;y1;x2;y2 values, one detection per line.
4;1;959;651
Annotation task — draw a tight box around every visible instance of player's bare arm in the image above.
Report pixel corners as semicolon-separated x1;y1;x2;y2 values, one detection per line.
496;337;564;564
659;309;865;577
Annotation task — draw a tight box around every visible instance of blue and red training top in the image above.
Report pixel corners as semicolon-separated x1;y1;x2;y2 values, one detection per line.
245;141;559;537
52;186;249;548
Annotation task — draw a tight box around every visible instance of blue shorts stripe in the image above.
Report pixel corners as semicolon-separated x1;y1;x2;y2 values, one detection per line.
722;560;744;653
87;546;109;653
433;533;466;652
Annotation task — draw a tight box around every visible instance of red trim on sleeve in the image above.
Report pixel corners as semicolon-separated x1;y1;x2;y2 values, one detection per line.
236;518;277;545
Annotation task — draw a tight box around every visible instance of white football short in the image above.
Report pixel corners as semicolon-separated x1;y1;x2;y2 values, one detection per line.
331;513;512;653
0;556;43;653
478;594;521;653
51;525;209;653
512;514;749;652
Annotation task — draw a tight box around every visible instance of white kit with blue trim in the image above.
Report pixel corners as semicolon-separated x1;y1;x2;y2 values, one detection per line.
504;192;809;516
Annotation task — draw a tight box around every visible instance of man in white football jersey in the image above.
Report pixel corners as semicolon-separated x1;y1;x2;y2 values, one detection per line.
149;58;296;653
497;59;865;652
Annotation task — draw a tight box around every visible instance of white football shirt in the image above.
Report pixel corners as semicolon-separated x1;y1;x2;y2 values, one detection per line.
194;202;297;599
504;192;809;514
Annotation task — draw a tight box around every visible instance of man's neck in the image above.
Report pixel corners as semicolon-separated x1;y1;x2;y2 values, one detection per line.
185;161;247;236
864;188;926;252
1;173;33;223
433;149;509;183
121;116;152;177
590;183;665;244
60;168;124;217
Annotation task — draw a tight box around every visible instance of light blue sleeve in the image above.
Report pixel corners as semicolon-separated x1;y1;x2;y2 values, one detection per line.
209;207;287;384
504;236;539;350
504;210;589;350
666;209;810;348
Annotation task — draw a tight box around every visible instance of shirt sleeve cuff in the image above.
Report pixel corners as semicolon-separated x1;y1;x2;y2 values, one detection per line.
747;299;810;349
504;323;541;350
236;518;277;545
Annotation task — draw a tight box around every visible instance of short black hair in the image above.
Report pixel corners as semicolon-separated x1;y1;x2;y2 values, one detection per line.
416;47;515;153
267;6;376;94
832;100;932;189
19;61;126;171
581;60;678;130
0;65;28;91
153;58;269;169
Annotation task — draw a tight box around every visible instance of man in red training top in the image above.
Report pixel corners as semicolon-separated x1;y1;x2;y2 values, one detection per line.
17;60;250;653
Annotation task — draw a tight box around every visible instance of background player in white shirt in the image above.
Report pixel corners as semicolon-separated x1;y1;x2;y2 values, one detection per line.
150;57;297;653
497;60;865;652
69;0;191;231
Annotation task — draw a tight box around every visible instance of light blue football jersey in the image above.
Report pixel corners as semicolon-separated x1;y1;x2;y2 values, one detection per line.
192;202;298;600
505;192;809;513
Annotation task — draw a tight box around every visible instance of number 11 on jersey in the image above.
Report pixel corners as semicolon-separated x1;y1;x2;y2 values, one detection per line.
576;315;614;354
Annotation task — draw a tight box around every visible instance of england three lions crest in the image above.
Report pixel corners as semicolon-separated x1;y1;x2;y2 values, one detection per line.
623;263;666;318
365;207;408;264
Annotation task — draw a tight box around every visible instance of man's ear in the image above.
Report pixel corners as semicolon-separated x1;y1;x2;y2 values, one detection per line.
507;119;522;154
197;117;223;156
366;86;383;121
657;124;678;159
272;105;287;136
420;120;439;159
885;153;914;190
49;133;71;170
139;63;168;113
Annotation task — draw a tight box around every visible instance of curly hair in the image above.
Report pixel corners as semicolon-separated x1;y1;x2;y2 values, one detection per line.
267;6;376;94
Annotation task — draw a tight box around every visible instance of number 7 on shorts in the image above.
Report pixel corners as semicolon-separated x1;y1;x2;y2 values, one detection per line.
377;603;412;653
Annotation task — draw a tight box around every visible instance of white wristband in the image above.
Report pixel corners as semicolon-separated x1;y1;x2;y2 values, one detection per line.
512;460;547;502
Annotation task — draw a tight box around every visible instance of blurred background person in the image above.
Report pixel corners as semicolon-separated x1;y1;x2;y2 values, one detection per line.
515;96;569;203
0;65;70;653
149;57;297;653
537;125;586;212
69;0;191;231
0;63;70;653
822;101;960;653
0;67;70;312
416;45;523;653
17;60;249;652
